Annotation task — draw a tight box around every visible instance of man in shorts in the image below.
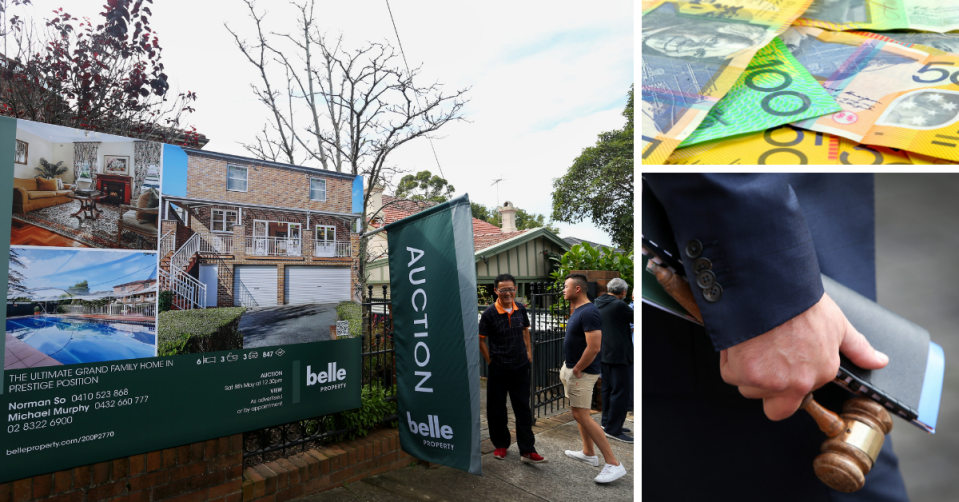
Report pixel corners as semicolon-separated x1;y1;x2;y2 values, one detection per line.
560;273;627;484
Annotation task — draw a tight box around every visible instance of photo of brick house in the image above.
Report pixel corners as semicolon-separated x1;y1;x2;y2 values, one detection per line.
112;278;157;306
158;149;362;312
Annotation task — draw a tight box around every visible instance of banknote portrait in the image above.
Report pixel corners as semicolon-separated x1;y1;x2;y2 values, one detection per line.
876;90;959;129
642;5;767;63
803;0;868;23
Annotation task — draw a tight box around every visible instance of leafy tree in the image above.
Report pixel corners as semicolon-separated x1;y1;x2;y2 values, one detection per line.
551;86;633;251
0;0;200;144
550;242;634;296
7;248;28;295
394;170;454;202
471;202;492;222
67;280;89;295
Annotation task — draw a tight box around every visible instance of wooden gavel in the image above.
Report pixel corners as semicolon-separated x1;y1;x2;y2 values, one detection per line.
645;256;894;492
801;393;893;492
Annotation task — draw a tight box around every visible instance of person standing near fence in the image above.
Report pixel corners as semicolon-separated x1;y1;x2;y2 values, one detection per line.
479;273;547;463
594;277;634;444
560;273;627;483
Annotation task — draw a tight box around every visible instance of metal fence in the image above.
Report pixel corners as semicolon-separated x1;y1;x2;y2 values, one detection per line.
528;282;570;418
242;285;396;465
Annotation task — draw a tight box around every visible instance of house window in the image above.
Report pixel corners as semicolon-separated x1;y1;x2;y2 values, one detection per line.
316;225;336;243
227;165;248;192
212;209;238;233
310;178;326;201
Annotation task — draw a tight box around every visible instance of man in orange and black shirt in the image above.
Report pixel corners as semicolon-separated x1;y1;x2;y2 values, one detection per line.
479;273;546;464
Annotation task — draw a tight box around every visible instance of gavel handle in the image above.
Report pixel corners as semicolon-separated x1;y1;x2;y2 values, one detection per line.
800;393;845;438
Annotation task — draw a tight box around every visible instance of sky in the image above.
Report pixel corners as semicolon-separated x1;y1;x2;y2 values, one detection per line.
13;0;633;246
10;248;157;299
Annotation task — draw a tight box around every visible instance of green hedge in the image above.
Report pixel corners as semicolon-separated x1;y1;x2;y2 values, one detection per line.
335;301;362;338
158;291;173;313
158;307;246;355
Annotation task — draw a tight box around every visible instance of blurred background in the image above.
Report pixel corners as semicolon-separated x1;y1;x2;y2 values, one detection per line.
877;174;959;501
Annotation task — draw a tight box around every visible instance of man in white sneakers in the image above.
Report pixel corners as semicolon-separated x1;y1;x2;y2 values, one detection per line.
559;273;627;484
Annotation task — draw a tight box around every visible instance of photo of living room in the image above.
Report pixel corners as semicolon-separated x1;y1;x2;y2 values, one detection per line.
9;119;162;250
5;247;158;370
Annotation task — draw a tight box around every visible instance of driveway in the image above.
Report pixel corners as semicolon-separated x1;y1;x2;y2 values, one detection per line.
240;303;339;348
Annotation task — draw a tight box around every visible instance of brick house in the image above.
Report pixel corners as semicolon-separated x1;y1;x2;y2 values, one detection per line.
112;279;157;305
364;187;570;301
159;149;361;309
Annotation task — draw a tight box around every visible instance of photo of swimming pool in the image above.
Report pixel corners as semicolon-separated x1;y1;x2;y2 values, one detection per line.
6;316;156;365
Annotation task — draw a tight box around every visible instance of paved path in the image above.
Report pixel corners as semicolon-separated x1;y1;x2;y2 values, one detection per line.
241;304;338;348
292;413;634;502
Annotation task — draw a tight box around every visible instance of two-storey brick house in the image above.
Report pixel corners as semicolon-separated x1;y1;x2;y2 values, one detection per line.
159;149;360;309
113;279;157;305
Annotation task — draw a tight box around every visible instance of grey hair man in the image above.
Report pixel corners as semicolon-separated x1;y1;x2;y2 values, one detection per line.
595;277;634;443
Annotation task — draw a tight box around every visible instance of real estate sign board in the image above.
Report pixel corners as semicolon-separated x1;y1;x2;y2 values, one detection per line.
385;194;482;476
0;118;364;483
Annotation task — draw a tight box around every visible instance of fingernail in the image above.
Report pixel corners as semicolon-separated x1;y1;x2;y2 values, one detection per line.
876;350;889;365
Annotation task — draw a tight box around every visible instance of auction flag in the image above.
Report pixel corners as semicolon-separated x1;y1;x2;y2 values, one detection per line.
384;194;481;475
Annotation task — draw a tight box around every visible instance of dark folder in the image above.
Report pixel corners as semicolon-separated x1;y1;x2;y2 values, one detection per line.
641;179;944;433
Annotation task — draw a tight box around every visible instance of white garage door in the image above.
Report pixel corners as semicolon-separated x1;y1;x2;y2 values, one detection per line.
234;266;277;307
285;266;351;305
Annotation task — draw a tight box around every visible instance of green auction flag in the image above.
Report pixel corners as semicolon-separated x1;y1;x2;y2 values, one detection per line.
384;194;481;475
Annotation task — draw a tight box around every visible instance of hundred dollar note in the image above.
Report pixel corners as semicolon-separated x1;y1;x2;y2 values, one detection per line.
796;0;959;33
666;125;915;164
641;0;815;164
785;27;959;162
680;37;841;147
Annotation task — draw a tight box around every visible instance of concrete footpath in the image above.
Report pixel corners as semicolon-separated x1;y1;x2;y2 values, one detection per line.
289;379;634;501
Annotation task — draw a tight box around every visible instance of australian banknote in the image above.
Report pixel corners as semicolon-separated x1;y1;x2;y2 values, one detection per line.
861;32;959;54
796;0;959;33
785;27;959;162
666;125;916;164
641;0;815;164
679;37;840;147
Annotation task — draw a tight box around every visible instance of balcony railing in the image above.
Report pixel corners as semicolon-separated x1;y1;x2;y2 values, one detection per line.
246;236;302;257
200;234;233;254
313;240;352;258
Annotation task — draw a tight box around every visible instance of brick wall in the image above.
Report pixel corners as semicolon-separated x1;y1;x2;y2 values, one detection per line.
185;154;353;214
0;430;412;502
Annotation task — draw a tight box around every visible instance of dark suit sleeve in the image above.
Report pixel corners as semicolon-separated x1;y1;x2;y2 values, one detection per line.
644;174;824;352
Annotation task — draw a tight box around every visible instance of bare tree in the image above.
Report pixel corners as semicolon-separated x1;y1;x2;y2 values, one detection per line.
0;0;201;145
227;0;469;292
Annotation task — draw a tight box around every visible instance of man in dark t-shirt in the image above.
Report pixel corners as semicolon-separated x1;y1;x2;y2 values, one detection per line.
560;273;627;484
479;273;546;464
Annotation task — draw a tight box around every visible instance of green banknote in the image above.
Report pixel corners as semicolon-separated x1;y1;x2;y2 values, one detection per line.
679;37;840;147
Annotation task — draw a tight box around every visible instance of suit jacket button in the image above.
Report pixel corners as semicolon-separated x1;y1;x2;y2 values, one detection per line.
685;239;703;259
703;284;723;303
696;269;716;289
693;257;712;273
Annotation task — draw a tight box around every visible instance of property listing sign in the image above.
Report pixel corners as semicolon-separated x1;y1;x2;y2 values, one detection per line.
1;342;360;483
1;117;365;483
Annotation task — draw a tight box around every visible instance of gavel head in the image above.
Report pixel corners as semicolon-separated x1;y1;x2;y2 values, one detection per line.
812;397;894;493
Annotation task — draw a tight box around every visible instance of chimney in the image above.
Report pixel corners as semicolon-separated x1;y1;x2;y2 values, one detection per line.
498;201;517;233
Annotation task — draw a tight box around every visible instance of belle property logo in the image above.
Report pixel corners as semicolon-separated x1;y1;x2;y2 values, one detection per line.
306;362;347;391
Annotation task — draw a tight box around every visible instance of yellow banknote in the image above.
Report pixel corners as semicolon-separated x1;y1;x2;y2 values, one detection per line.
786;27;959;162
641;0;815;164
665;125;915;164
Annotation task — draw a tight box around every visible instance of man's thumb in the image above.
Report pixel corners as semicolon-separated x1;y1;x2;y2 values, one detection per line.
839;318;889;370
